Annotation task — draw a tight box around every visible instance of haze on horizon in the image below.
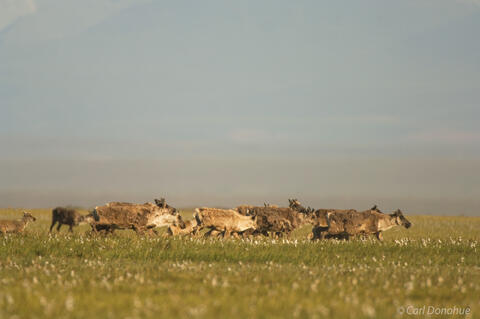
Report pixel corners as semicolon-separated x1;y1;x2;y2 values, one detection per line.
1;0;479;215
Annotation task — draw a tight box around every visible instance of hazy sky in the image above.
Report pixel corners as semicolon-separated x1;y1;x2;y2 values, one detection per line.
1;0;479;214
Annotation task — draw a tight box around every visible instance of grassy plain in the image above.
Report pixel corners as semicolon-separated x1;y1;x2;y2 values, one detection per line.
0;208;479;319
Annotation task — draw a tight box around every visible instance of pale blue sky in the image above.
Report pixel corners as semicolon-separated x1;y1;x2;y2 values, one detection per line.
1;0;479;214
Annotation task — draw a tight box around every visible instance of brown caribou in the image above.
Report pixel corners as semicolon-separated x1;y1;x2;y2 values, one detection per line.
0;212;37;235
90;198;181;235
237;203;314;238
324;208;412;241
194;207;257;238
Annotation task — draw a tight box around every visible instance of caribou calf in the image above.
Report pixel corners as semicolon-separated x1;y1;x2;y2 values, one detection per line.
50;207;94;233
0;212;37;235
167;218;199;236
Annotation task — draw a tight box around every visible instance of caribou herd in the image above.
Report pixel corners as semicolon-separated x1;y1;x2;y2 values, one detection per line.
0;198;412;241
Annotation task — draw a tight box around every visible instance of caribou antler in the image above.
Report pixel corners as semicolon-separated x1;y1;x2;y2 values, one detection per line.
154;198;167;208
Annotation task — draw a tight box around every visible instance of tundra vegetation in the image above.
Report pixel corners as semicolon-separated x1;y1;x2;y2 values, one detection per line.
0;208;479;319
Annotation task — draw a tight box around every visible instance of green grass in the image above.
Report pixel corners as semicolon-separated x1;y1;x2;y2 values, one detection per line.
0;208;479;319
